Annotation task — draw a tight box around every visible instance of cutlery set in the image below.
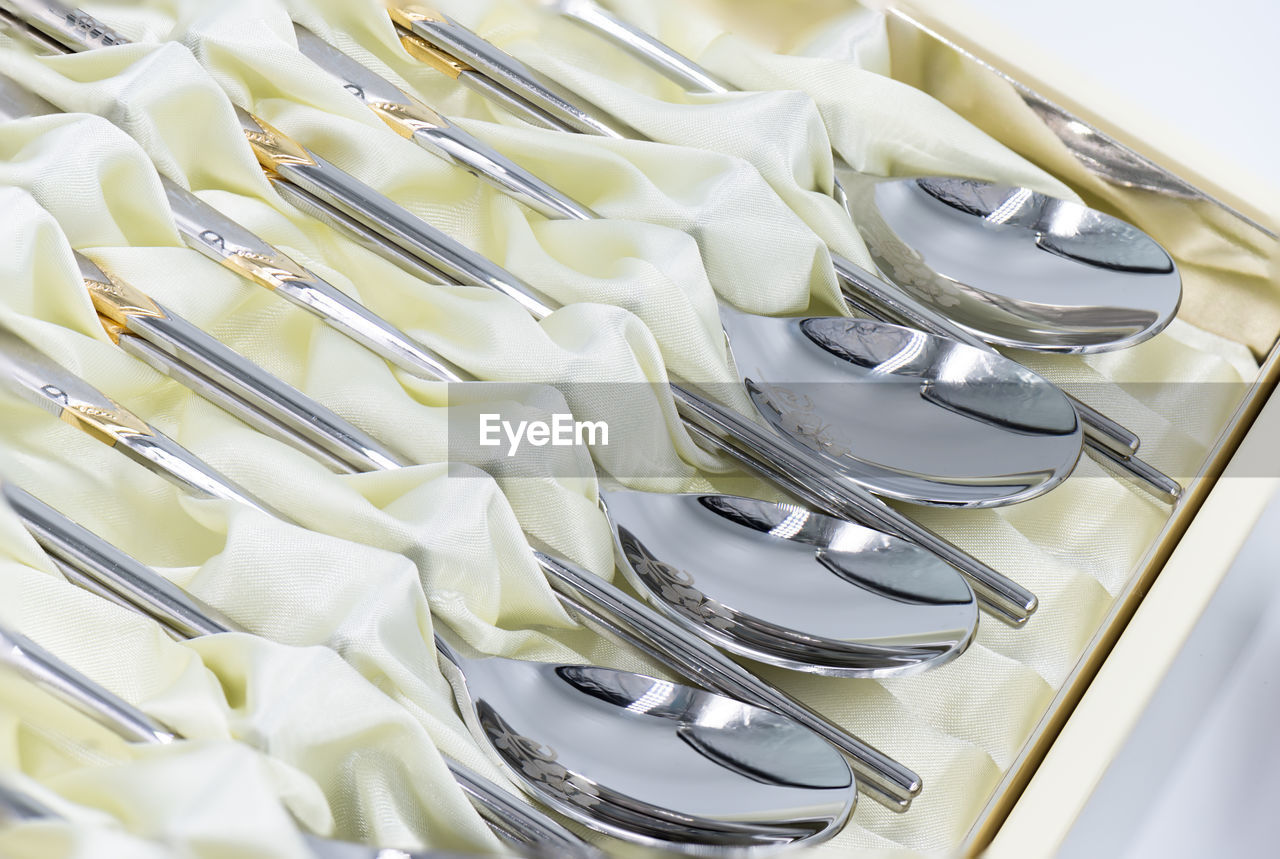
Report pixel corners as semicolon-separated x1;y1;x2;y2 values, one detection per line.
0;0;1188;855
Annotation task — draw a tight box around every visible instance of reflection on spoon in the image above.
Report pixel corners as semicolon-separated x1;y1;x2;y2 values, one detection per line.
601;491;978;678
437;639;856;852
847;176;1182;353
720;310;1082;508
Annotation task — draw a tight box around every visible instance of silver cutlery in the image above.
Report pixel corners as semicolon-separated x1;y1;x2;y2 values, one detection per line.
0;319;921;809
538;0;1185;357
72;254;981;680
0;38;1040;625
384;0;1181;502
0;0;1092;516
288;13;1087;512
0;483;859;853
70;256;966;787
215;163;1041;627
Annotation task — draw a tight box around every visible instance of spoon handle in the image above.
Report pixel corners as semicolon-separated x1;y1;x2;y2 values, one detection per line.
75;254;412;476
544;0;731;95
0;321;283;519
0;623;177;746
534;549;920;810
236;109;565;323
159;177;474;385
538;0;862;217
291;22;597;223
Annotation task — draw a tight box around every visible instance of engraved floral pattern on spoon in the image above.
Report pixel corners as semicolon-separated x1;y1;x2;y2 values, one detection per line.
618;533;735;632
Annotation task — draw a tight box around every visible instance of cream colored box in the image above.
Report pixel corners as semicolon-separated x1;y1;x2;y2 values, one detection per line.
873;1;1280;853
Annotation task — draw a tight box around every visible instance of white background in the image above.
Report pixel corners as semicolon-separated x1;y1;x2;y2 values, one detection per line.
957;0;1280;854
960;0;1280;190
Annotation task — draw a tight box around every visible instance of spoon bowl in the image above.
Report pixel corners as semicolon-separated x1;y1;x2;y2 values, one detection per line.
718;309;1083;507
601;490;979;677
847;176;1183;353
437;644;857;854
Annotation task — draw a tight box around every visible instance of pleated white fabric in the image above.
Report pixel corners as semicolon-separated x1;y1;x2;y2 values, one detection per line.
0;0;1263;855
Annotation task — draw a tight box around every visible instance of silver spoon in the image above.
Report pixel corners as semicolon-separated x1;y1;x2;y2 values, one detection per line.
75;261;980;677
0;319;921;809
842;175;1183;352
534;3;1185;355
531;0;1184;353
402;0;1180;501
0;624;499;859
71;257;972;786
0;0;1085;513
0;483;858;854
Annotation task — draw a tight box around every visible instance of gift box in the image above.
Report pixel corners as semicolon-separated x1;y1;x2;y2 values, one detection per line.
0;1;1274;856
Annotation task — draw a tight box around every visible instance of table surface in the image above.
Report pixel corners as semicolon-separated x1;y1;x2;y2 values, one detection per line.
955;0;1280;854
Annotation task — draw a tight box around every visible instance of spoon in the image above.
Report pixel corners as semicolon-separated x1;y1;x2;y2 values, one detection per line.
397;0;1180;501
0;318;922;809
0;623;500;859
87;265;982;675
0;483;858;853
842;175;1183;353
0;1;1086;513
70;257;974;788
